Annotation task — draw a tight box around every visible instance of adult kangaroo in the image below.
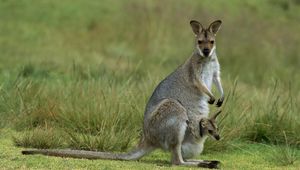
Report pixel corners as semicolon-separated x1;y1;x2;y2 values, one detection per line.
23;20;224;168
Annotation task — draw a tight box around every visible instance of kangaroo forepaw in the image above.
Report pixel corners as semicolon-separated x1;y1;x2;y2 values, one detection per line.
208;98;215;105
198;160;220;169
216;98;223;107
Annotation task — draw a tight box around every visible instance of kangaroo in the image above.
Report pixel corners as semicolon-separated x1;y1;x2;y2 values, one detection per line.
23;106;222;168
22;20;224;168
144;19;224;159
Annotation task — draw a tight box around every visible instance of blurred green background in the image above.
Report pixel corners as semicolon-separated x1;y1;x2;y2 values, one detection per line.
1;0;300;86
0;0;300;168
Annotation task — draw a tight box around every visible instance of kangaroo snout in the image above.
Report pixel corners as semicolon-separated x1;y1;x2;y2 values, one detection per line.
214;134;220;141
203;48;210;56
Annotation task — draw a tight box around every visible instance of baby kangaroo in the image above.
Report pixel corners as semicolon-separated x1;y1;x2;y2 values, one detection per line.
23;100;221;168
23;20;224;168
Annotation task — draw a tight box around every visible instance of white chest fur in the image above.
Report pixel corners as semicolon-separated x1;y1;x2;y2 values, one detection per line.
199;60;218;90
197;58;219;116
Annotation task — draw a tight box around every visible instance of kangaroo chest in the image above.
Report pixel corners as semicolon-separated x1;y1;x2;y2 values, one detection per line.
199;62;214;90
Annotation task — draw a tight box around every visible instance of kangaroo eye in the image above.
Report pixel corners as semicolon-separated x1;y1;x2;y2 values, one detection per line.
210;41;214;44
198;40;203;44
208;130;213;134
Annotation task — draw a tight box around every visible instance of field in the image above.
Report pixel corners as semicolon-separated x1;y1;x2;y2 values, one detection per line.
0;0;300;169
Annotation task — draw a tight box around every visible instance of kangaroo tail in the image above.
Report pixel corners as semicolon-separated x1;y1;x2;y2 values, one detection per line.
22;145;154;161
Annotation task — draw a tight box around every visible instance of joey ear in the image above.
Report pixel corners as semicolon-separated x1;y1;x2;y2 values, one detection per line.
186;120;190;125
199;119;206;137
190;20;203;35
208;20;222;35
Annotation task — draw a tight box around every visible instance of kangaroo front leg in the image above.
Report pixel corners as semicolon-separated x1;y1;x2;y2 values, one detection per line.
194;78;215;104
213;73;224;107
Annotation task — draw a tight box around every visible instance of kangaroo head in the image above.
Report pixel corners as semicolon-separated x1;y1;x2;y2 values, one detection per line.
199;110;221;140
190;20;222;58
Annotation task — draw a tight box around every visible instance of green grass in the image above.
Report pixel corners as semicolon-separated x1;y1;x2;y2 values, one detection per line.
1;129;300;169
0;0;300;169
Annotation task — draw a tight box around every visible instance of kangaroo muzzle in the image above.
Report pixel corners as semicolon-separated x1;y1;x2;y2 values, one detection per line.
214;134;220;141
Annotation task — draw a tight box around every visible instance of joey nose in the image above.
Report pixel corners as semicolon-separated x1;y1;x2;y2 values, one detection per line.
203;48;210;56
214;135;220;141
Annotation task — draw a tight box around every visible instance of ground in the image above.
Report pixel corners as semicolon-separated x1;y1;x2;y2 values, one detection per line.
1;129;299;170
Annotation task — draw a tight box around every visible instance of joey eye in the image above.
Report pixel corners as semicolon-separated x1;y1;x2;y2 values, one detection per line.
208;130;213;134
210;41;214;44
198;40;203;44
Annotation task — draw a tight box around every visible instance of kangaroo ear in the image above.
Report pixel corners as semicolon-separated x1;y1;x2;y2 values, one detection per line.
199;119;206;137
190;20;203;35
208;20;222;35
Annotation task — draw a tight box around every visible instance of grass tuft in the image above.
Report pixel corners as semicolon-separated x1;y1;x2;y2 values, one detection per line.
13;127;65;149
266;132;297;166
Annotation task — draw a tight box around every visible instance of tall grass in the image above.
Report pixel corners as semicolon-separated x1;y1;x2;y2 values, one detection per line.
9;68;149;151
0;0;299;152
267;132;298;166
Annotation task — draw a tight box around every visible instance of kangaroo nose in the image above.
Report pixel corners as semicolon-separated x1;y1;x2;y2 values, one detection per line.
203;48;210;56
214;135;220;141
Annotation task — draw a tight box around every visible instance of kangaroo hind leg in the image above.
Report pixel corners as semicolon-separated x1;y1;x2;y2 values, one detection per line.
171;144;200;166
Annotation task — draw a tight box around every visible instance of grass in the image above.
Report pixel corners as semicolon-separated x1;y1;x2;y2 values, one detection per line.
1;129;300;169
267;143;298;166
266;131;298;166
0;0;300;169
